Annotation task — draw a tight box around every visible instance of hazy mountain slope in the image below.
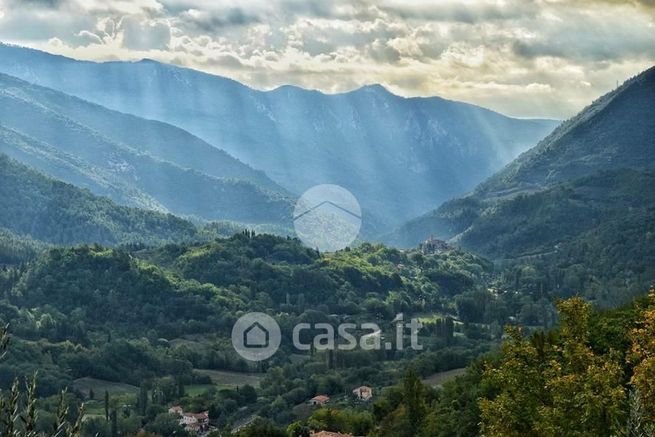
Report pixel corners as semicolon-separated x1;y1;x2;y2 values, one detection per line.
389;66;655;249
0;44;557;229
0;124;174;212
475;65;655;199
0;153;201;246
0;72;283;194
0;73;293;226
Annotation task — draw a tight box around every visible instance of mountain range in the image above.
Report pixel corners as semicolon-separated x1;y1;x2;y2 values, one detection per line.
0;72;293;228
388;66;655;274
0;43;557;231
1;42;652;270
0;40;654;436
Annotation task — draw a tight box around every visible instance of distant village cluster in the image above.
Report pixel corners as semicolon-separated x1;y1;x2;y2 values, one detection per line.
168;385;373;435
419;235;452;254
308;385;373;406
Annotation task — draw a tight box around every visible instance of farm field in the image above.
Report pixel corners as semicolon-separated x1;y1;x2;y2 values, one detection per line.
73;377;139;398
193;369;264;388
422;368;467;387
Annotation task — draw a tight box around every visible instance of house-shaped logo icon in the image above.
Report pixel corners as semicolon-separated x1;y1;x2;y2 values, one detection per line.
232;312;281;361
243;321;270;349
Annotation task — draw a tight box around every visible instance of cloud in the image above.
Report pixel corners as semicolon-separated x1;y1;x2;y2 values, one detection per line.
199;52;244;68
74;0;164;15
120;16;171;50
0;0;653;118
0;6;96;41
176;7;261;32
511;6;655;61
74;29;103;45
4;0;63;7
377;0;540;23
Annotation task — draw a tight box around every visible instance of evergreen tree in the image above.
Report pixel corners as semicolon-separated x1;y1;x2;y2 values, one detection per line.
110;410;118;437
403;368;427;436
104;391;110;422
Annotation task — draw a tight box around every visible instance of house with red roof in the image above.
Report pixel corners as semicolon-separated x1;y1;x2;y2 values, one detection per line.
308;395;330;406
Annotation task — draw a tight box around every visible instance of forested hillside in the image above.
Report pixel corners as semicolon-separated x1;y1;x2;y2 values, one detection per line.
0;0;652;434
477;66;655;198
0;228;47;264
455;169;655;305
0;231;545;435
386;67;655;307
0;153;201;246
0;72;282;193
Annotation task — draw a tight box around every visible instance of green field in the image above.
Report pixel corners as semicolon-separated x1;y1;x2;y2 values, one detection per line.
193;369;264;388
416;312;460;324
185;384;214;396
82;400;107;417
421;368;467;387
73;377;138;399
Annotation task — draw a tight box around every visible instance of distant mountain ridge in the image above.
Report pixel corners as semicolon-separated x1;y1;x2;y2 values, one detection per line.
0;43;557;232
474;65;655;199
0;71;283;193
0;72;294;227
388;66;655;252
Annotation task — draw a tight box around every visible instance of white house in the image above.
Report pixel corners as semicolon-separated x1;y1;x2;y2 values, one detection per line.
352;386;373;401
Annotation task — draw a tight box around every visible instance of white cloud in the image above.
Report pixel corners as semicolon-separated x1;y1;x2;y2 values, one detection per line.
75;29;103;45
0;0;653;118
120;16;171;50
72;0;164;15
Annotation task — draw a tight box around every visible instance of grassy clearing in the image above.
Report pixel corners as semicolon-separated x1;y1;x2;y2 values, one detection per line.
417;312;461;324
184;384;214;396
73;377;138;398
422;368;467;387
193;369;264;388
82;400;106;417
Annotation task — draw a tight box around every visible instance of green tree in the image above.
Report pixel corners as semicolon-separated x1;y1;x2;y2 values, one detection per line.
403;368;427;435
480;298;625;436
145;413;188;437
235;418;285;437
629;288;655;421
104;391;110;422
110;410;117;437
0;325;83;436
138;383;149;416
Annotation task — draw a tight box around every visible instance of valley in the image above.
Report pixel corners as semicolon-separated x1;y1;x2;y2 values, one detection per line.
0;43;557;233
0;37;652;437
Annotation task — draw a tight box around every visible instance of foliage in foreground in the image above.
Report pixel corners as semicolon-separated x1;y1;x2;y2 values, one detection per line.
360;290;655;437
480;297;626;436
0;325;82;436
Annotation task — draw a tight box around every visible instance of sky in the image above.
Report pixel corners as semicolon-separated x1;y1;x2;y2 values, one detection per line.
0;0;653;119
